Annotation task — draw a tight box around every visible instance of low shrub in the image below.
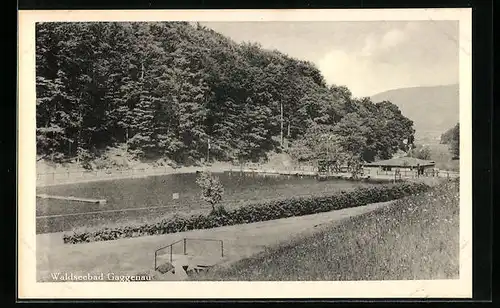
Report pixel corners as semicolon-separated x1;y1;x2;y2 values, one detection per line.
156;262;175;274
63;182;430;244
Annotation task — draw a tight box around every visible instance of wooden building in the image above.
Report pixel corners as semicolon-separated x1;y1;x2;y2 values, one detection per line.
363;157;436;176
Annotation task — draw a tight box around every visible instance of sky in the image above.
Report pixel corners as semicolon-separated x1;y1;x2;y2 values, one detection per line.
201;21;459;98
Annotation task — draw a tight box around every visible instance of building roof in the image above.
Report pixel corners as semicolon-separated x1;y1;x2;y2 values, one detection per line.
364;157;436;168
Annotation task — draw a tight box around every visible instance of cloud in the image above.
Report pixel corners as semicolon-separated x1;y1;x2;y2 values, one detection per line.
361;24;411;57
381;28;406;47
318;25;415;97
201;21;459;97
317;49;414;97
316;22;458;97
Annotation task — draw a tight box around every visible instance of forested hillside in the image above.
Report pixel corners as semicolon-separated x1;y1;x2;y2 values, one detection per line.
36;22;415;167
440;123;460;159
371;84;459;139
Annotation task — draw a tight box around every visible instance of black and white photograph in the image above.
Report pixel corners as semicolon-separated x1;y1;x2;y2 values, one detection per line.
18;9;472;299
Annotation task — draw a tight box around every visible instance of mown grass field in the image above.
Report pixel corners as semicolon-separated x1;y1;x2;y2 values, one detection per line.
193;179;459;281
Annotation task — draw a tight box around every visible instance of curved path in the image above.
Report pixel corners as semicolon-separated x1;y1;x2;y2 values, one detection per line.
37;200;394;281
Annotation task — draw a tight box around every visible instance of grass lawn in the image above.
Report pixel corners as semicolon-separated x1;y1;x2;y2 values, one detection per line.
193;178;459;281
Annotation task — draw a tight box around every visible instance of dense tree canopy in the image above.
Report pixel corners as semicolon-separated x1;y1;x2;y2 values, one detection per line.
440;123;459;159
440;126;454;144
408;144;432;160
36;22;415;166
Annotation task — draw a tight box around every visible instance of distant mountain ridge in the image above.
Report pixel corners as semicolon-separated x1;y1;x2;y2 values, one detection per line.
370;84;459;141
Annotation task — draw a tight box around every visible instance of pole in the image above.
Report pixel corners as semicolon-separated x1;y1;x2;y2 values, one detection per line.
125;129;129;153
207;137;210;163
280;103;284;147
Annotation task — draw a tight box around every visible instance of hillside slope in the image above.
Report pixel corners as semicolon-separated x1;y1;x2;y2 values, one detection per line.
36;22;416;166
371;84;459;142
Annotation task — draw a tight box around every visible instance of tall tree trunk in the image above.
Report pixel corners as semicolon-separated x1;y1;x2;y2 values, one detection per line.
280;102;283;147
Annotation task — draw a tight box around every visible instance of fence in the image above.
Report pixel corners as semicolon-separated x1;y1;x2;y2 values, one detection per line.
36;166;202;185
233;163;317;172
154;238;224;270
37;163;459;185
374;169;459;179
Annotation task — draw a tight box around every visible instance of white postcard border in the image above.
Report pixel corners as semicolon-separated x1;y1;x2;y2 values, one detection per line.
18;8;473;299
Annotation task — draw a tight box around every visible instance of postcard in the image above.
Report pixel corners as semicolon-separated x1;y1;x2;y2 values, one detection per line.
18;8;472;299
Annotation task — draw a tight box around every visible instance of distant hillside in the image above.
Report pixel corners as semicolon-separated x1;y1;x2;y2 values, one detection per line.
371;84;459;142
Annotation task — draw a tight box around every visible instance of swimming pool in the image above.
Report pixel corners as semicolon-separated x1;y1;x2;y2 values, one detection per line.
36;172;382;233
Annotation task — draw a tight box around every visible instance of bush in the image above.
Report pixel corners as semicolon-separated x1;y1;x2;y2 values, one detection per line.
63;182;430;244
409;145;432;160
196;171;224;212
156;262;175;274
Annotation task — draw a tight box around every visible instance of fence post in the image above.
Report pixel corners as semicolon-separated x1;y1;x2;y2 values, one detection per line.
221;241;224;258
170;245;173;263
154;251;157;270
183;238;187;255
52;172;55;180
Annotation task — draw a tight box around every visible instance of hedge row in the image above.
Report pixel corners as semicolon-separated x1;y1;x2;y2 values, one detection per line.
63;182;430;244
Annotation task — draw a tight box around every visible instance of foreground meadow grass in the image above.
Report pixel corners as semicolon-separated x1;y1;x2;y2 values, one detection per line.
193;179;459;281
